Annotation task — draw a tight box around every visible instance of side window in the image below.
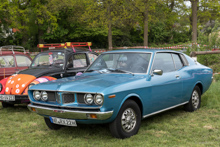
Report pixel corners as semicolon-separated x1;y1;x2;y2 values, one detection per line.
88;53;98;64
67;54;87;69
172;54;183;70
0;55;15;68
152;53;175;73
15;55;32;67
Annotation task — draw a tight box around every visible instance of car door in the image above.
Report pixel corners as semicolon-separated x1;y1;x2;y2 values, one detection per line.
65;53;89;77
148;52;183;113
0;55;16;79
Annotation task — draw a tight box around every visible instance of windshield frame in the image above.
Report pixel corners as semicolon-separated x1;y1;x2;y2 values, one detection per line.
86;52;152;74
30;51;65;69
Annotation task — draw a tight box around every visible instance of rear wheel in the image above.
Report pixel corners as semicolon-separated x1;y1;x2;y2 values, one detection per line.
1;102;14;108
184;86;201;112
109;100;141;139
44;117;62;130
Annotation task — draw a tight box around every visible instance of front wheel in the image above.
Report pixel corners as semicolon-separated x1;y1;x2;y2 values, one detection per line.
184;86;201;112
109;100;141;139
44;117;62;130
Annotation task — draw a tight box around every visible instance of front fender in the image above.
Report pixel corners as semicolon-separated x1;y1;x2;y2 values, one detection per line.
0;77;9;94
108;93;143;121
22;76;57;95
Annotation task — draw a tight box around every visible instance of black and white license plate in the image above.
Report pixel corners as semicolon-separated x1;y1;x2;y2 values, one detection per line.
0;95;15;101
49;117;77;127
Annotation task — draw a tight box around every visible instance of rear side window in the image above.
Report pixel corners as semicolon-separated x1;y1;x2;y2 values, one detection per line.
67;53;87;69
88;53;98;64
0;55;15;68
172;54;183;70
15;55;32;67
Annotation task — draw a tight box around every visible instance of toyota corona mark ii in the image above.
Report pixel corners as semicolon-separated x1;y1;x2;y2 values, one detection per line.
28;49;213;139
0;42;98;107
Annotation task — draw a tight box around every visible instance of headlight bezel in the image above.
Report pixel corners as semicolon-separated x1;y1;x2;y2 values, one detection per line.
84;93;94;105
41;91;48;101
33;90;41;101
94;94;104;105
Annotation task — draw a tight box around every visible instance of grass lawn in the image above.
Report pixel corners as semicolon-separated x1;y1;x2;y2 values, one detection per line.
0;81;220;147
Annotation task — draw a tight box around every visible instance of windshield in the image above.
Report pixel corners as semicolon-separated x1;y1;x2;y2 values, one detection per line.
87;52;151;74
31;51;65;68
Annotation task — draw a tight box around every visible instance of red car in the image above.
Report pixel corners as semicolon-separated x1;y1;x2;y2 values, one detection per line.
0;45;32;80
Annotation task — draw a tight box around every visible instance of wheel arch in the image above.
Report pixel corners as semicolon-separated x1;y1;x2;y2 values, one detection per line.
120;94;143;118
194;82;203;94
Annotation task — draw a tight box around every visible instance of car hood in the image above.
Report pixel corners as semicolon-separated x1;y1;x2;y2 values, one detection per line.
30;73;147;93
19;67;62;78
4;67;62;95
5;74;36;95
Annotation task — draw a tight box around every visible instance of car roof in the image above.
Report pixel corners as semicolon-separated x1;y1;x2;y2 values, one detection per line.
102;49;182;54
0;51;29;55
41;47;97;54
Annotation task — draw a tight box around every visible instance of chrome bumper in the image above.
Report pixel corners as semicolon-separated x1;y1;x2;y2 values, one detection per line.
28;104;113;120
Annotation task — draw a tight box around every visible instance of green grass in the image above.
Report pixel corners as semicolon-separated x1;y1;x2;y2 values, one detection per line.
0;82;220;147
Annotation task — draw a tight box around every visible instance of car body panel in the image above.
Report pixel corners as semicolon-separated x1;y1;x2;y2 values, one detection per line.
28;49;213;125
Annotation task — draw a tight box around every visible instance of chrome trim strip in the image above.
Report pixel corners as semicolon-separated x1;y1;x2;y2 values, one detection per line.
143;101;188;118
31;101;102;109
30;90;99;94
28;104;113;120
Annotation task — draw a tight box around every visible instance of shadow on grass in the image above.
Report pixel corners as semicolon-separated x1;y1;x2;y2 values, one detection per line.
0;103;30;113
41;106;187;139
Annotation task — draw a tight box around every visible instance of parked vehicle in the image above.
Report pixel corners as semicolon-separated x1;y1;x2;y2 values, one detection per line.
0;45;32;80
27;49;213;139
0;42;98;107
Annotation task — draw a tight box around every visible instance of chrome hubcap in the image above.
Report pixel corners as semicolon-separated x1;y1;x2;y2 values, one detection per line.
192;90;199;108
121;108;137;132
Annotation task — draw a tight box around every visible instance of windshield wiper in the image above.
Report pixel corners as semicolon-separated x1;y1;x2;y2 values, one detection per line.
86;69;102;74
107;68;134;75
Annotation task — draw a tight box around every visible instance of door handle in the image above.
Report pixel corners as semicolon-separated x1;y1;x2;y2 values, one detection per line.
175;75;181;79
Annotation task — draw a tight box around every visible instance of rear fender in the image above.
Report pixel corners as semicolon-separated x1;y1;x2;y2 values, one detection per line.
22;76;57;95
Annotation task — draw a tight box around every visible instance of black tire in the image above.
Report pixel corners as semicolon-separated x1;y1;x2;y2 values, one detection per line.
109;100;141;139
44;117;62;130
184;86;201;112
1;102;14;108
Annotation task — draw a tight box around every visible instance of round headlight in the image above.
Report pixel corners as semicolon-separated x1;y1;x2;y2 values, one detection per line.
41;91;48;101
0;83;2;92
28;83;35;89
84;94;93;105
33;91;41;101
94;94;104;105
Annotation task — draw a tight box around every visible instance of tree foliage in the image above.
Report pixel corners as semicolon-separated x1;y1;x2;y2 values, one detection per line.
0;0;219;50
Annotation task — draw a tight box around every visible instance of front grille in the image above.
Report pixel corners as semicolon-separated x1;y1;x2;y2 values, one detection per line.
47;92;57;102
62;93;75;104
77;93;85;104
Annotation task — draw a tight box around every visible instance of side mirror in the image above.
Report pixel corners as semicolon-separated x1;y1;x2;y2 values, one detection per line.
152;69;163;75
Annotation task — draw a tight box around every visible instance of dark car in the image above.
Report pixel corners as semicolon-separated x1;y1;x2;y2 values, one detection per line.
0;45;32;80
0;42;98;107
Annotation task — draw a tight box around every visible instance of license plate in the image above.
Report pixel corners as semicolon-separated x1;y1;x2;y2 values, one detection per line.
49;117;77;127
0;95;15;101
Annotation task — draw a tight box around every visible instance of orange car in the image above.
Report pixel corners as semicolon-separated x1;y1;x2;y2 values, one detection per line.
0;42;98;107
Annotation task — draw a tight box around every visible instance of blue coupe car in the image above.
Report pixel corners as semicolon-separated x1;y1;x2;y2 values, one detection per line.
28;49;213;139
